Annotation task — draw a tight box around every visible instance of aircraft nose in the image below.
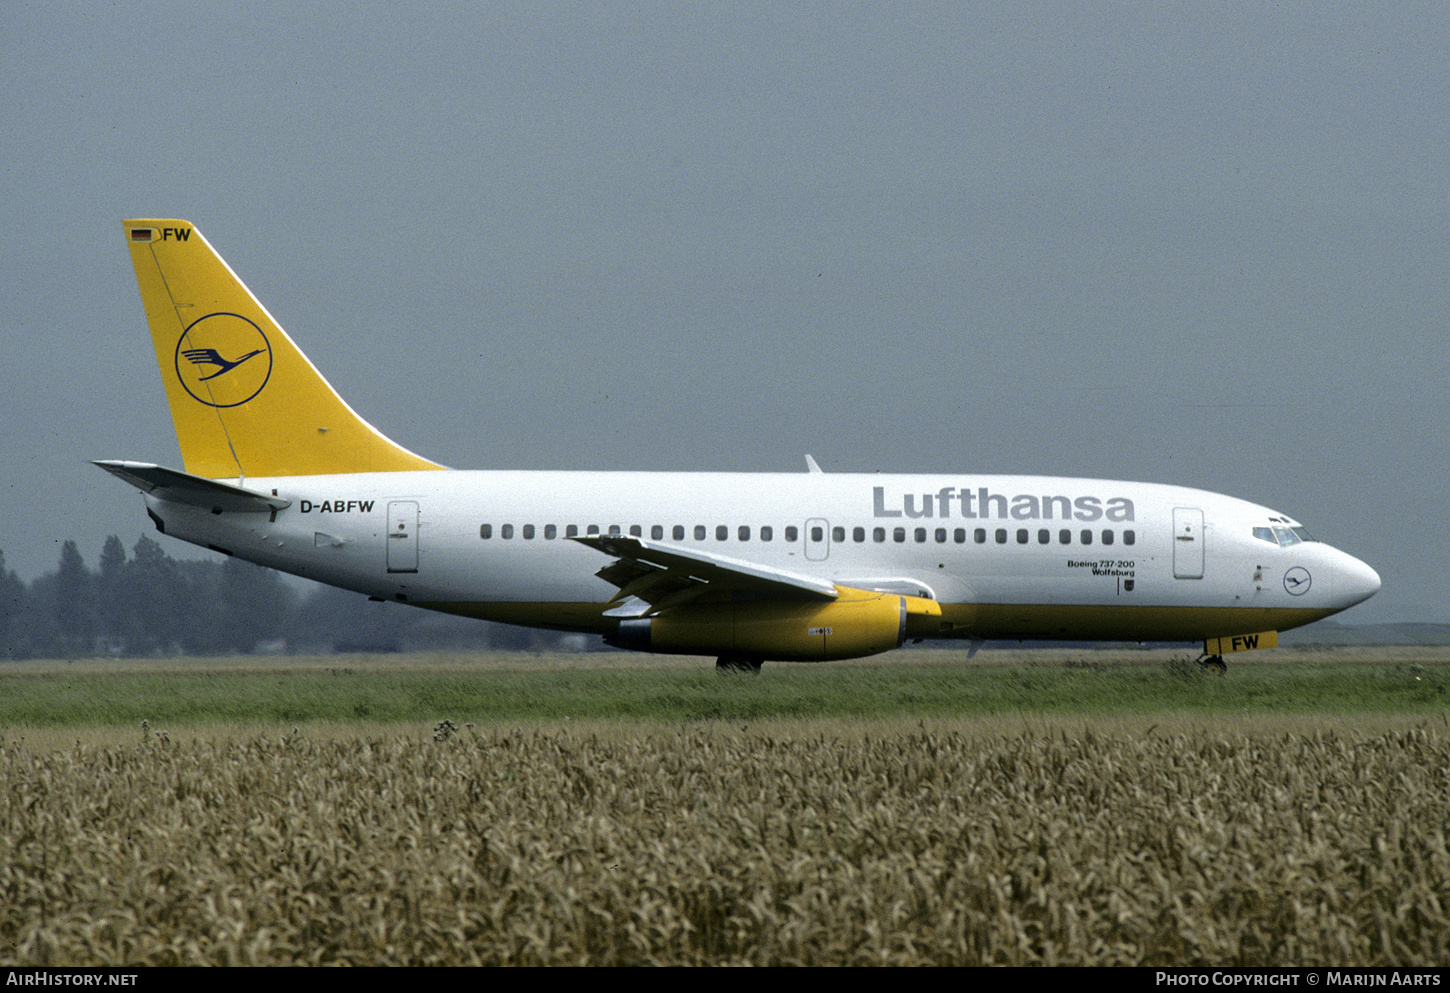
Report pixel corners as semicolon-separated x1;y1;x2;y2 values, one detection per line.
1336;552;1381;607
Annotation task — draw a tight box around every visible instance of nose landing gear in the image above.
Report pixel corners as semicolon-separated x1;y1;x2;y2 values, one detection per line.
1196;653;1228;674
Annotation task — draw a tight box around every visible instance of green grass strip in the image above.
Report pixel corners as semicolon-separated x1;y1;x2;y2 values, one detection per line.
0;656;1445;728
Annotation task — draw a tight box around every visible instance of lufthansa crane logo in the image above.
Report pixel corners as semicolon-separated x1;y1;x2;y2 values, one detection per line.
174;313;272;408
1283;567;1312;596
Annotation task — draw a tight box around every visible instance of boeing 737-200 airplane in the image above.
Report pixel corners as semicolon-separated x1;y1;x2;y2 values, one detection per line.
97;219;1381;671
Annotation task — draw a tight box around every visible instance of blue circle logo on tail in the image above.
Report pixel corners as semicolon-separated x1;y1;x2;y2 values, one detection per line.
175;313;272;407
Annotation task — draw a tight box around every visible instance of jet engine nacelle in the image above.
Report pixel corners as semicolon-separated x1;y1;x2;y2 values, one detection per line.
609;588;940;661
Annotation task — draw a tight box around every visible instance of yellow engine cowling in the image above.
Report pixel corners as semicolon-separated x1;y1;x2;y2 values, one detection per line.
609;586;941;662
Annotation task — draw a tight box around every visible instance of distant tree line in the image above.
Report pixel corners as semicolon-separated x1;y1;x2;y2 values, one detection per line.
0;537;586;660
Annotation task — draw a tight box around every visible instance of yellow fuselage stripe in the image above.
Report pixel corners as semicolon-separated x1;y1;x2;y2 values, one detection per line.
421;600;1339;645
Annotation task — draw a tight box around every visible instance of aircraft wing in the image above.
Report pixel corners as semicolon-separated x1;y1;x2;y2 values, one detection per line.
572;534;839;616
93;460;292;514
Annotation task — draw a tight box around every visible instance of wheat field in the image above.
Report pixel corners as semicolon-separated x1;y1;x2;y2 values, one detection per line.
3;715;1447;965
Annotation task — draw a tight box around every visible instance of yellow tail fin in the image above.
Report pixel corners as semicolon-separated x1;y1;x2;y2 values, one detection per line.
124;219;445;478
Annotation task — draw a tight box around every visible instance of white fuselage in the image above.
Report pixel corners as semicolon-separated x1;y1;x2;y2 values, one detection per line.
141;469;1381;646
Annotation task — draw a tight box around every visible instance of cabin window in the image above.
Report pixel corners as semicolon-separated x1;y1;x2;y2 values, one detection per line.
976;528;987;544
522;524;535;540
873;527;886;543
607;525;621;536
586;525;599;535
1038;529;1050;545
1124;530;1135;545
995;529;1007;544
628;525;641;537
914;528;927;543
1102;530;1114;545
1016;529;1029;544
694;525;707;540
673;525;685;540
954;528;966;544
501;524;514;539
761;526;773;541
740;525;751;541
832;526;845;542
1059;529;1071;545
480;524;492;539
785;526;799;542
651;525;663;539
935;528;947;543
717;525;728;541
853;527;866;542
1080;529;1092;545
545;524;557;540
566;525;579;538
891;527;904;543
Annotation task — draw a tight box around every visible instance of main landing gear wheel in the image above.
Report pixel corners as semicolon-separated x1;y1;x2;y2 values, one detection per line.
715;653;764;675
1197;653;1228;674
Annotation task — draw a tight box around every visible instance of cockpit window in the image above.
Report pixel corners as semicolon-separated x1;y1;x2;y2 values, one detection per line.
1272;526;1301;547
1255;524;1320;546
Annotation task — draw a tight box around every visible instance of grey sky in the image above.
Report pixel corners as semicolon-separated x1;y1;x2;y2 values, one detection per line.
2;3;1443;624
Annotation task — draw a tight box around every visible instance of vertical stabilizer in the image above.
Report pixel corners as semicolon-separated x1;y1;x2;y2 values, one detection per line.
124;219;444;478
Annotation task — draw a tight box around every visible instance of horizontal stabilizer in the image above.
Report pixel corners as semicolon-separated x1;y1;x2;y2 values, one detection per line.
93;460;291;514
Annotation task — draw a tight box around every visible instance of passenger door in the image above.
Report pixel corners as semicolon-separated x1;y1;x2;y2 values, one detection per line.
1172;507;1203;579
387;500;419;573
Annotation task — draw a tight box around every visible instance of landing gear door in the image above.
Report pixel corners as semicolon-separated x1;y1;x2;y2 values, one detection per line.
1173;507;1203;579
387;501;419;573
